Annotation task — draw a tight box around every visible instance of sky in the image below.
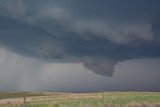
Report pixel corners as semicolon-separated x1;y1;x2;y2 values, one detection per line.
0;0;160;92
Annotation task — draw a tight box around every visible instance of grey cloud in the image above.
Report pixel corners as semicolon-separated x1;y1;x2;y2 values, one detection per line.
1;48;160;92
0;0;155;44
29;7;154;44
0;0;26;19
0;0;160;77
72;19;154;44
0;48;43;91
83;57;117;76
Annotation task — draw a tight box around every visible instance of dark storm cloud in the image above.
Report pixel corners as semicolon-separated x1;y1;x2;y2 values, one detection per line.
0;0;160;76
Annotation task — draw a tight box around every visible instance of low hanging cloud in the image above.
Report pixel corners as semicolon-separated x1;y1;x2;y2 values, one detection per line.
83;57;118;76
0;0;160;77
1;47;160;92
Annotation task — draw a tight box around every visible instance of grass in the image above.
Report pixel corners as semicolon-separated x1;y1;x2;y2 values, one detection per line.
0;92;45;100
0;92;160;107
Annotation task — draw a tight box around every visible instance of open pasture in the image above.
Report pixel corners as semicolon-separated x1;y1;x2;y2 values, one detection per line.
0;92;160;107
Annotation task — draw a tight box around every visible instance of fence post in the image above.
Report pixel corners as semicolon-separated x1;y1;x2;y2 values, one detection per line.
23;92;27;107
101;89;105;107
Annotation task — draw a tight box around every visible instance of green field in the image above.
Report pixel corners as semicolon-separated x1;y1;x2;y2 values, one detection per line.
0;92;160;107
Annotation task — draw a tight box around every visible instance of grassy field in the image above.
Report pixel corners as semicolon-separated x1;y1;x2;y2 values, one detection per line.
0;92;160;107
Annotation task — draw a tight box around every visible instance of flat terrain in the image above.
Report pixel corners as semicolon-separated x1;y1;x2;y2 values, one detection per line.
0;92;160;107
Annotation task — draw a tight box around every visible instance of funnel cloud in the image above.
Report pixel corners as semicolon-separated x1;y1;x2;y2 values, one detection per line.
0;0;160;92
